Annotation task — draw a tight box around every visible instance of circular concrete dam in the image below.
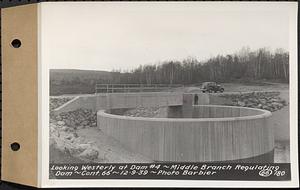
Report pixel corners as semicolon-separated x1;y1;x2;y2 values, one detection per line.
97;105;274;163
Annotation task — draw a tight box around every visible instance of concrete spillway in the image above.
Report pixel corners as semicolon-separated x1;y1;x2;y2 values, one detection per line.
53;92;274;162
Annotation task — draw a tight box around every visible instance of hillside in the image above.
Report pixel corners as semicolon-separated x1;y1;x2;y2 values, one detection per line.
50;69;111;81
50;69;112;95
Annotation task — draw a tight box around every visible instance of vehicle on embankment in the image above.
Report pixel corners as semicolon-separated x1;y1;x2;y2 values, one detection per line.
201;82;224;93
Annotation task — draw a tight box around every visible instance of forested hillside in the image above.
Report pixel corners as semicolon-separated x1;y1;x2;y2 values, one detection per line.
50;47;289;95
50;69;111;95
112;47;289;85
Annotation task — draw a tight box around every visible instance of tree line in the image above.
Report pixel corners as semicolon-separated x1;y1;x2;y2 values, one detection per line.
110;47;289;85
50;47;289;95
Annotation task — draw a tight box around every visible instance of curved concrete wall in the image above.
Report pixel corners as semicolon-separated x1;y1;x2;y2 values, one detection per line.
180;105;266;118
98;105;273;162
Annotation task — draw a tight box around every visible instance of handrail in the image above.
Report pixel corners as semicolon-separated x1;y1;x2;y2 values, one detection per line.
95;83;184;93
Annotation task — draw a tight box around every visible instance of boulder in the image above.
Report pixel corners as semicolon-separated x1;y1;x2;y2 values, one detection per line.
78;147;99;161
78;143;92;151
57;121;65;126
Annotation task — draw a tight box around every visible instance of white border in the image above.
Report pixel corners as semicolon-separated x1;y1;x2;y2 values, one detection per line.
39;2;299;188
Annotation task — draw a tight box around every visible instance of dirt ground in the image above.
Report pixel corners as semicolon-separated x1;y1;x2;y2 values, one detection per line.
221;82;289;92
271;90;290;141
270;90;290;163
76;128;153;163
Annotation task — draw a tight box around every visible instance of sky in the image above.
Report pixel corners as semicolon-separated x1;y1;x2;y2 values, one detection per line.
41;2;294;71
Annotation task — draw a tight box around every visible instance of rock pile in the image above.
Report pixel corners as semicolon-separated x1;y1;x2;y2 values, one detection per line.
220;91;287;112
49;97;99;163
51;108;97;129
49;122;100;163
50;97;73;111
124;106;161;117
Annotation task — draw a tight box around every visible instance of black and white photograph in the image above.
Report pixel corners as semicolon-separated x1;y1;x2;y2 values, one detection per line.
42;2;298;187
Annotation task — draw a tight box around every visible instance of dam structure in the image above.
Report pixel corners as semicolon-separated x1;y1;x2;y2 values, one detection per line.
53;92;274;163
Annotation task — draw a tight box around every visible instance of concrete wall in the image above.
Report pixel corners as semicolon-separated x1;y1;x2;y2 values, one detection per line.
53;92;184;114
167;104;266;119
208;94;233;105
182;93;210;106
98;105;273;162
53;92;233;115
106;92;183;109
53;95;98;114
182;93;231;107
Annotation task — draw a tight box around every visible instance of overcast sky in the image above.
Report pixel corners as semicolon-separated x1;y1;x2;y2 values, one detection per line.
41;2;294;71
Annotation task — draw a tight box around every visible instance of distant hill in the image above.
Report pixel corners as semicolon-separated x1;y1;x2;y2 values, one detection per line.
50;69;112;96
50;69;111;81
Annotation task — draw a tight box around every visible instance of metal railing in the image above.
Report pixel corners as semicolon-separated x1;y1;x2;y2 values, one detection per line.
95;84;183;93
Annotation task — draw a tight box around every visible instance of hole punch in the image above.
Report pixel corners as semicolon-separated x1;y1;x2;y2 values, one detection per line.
10;142;20;151
11;39;22;48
